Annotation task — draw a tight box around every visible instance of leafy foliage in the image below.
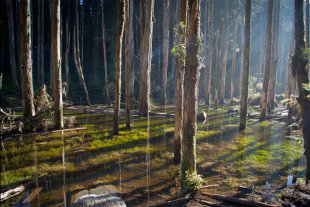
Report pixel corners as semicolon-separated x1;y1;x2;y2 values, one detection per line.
171;22;186;63
176;170;203;192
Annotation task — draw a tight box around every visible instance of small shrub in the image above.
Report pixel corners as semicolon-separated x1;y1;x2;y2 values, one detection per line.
176;170;203;192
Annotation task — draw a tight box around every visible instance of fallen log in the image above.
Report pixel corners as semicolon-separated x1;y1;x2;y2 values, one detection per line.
195;198;225;207
148;195;192;207
201;192;276;207
199;184;219;190
0;185;25;202
22;187;42;204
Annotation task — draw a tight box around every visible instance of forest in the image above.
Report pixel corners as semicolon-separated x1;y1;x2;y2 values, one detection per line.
0;0;310;206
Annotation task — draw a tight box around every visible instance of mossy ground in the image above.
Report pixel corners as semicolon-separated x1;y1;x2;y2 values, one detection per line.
0;105;306;206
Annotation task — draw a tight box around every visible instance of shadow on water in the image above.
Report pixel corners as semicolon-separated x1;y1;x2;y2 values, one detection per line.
0;105;306;206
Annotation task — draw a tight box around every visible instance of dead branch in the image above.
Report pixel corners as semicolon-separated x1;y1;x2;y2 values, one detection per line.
148;195;192;207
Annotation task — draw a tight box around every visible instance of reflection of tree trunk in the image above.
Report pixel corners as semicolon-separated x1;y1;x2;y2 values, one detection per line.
267;0;280;112
230;0;238;105
139;0;154;117
174;0;187;165
293;0;310;184
220;0;229;104
181;0;201;185
259;0;273;122
239;0;252;130
19;0;35;119
102;0;111;104
6;0;19;90
214;19;223;110
52;0;63;129
74;0;90;106
113;0;125;135
162;0;170;105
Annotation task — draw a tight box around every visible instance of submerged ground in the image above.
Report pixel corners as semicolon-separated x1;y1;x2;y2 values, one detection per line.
0;104;306;206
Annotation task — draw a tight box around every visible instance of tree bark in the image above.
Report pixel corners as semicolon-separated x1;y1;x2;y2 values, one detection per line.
19;0;35;119
6;0;19;90
230;0;239;105
49;0;53;91
205;0;213;106
37;0;42;86
102;0;111;105
162;0;170;105
52;0;63;129
113;0;125;135
220;0;229;104
214;19;223;110
139;0;154;117
259;0;273;122
293;0;310;184
181;0;200;185
239;0;252;130
74;0;91;106
174;0;187;165
306;0;309;49
267;0;280;112
285;34;295;100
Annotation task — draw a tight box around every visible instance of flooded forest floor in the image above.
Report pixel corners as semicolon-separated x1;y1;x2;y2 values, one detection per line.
0;103;308;206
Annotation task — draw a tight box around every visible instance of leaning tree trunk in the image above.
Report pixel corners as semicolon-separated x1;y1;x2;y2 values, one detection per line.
181;0;201;189
214;19;223;110
52;0;63;129
162;0;170;105
259;0;273;122
230;0;239;105
205;0;213;106
174;0;187;165
293;0;310;184
6;0;19;90
239;0;252;130
74;0;91;106
102;0;111;104
220;0;229;105
19;0;35;119
113;0;125;135
267;0;280;112
139;0;154;117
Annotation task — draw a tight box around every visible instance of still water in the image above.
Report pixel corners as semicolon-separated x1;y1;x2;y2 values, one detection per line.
0;105;306;206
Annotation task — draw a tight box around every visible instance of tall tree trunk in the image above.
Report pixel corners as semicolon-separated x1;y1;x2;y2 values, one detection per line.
259;0;273;122
6;0;19;90
113;0;125;135
52;0;63;129
174;0;187;165
239;0;252;130
19;0;35;118
102;0;111;104
220;0;229;104
294;0;310;184
285;33;295;100
65;18;70;100
37;0;42;86
214;19;223;110
139;0;154;117
162;0;170;105
49;0;53;91
267;0;280;111
125;0;135;129
40;0;44;86
181;0;200;187
74;0;91;106
230;0;239;105
205;0;213;106
306;0;309;49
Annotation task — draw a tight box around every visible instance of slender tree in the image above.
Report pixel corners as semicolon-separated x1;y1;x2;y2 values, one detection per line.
113;0;126;135
102;0;111;104
37;0;43;86
214;18;223;110
6;0;19;90
259;0;273;121
239;0;252;130
19;0;35;119
52;0;63;129
306;0;309;49
205;0;213;106
74;0;91;106
65;19;70;100
174;0;187;165
181;0;200;186
293;0;310;183
230;0;239;105
220;0;229;104
139;0;155;117
162;0;170;105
